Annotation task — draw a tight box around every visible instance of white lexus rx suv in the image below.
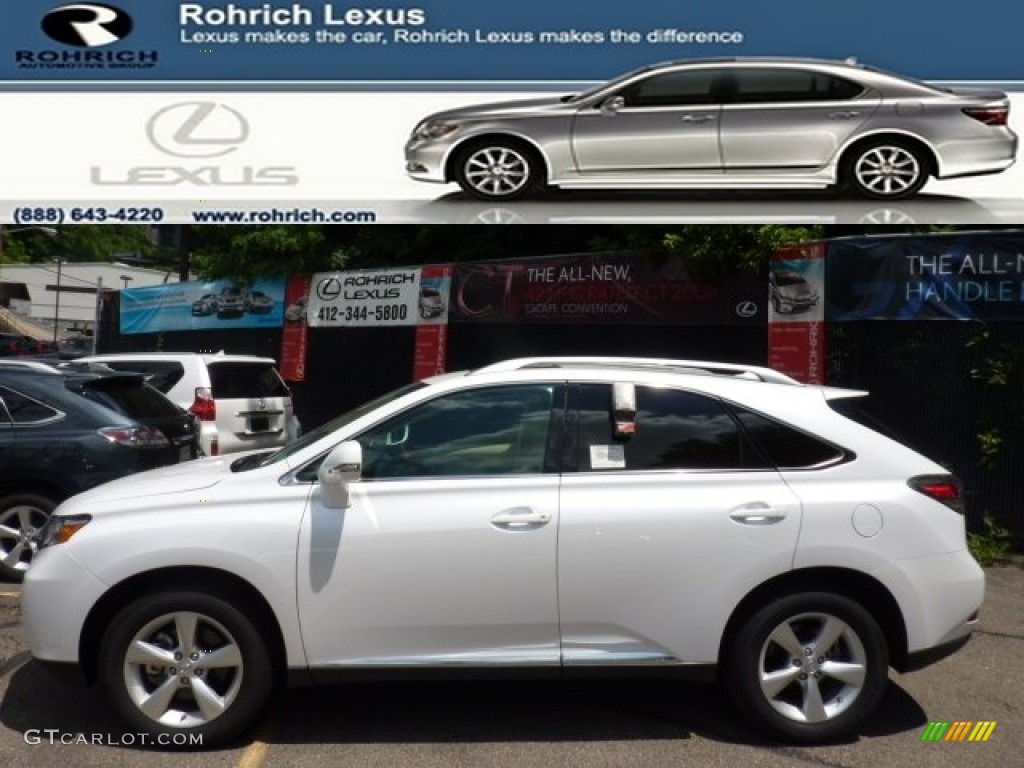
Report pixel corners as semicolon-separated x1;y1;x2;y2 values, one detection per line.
23;357;984;746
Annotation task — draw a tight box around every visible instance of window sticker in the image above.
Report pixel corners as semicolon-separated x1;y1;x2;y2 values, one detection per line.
590;444;626;470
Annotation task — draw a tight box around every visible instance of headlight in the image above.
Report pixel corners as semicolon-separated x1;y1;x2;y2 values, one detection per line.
36;514;92;550
413;121;460;141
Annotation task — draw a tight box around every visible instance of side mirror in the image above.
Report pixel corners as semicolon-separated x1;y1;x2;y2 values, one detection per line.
601;95;626;115
317;440;363;509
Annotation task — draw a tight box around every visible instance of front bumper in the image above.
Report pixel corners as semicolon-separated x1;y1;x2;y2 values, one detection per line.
23;544;108;665
405;138;450;183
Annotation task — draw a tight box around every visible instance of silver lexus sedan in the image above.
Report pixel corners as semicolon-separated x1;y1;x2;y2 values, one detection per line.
405;58;1018;201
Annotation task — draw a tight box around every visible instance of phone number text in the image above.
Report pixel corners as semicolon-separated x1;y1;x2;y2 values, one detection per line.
14;206;165;224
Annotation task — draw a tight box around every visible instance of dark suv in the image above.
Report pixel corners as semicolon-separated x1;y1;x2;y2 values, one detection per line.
0;361;200;580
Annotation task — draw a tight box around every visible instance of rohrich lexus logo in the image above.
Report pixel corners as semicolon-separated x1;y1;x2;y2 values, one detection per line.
90;101;300;187
147;102;249;159
15;3;155;70
42;3;132;47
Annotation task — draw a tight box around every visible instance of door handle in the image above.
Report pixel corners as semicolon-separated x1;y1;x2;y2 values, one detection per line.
729;503;788;525
681;114;716;123
827;111;861;119
491;507;553;529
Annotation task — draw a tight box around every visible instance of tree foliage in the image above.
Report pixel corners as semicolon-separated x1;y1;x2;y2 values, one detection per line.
0;225;161;265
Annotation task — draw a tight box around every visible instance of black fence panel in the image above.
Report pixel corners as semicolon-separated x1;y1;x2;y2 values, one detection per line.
828;321;1024;541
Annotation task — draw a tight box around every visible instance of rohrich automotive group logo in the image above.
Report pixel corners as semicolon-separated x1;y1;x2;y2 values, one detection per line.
15;3;157;70
91;101;300;187
42;3;132;47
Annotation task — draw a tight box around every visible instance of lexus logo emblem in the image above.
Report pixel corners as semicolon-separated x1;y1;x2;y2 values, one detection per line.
735;301;759;318
42;3;133;47
146;102;249;159
316;277;342;302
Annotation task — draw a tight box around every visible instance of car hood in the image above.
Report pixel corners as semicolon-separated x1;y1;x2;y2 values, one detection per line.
422;95;573;122
59;454;232;508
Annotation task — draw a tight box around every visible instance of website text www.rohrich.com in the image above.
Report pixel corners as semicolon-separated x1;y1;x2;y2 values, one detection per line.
192;207;377;223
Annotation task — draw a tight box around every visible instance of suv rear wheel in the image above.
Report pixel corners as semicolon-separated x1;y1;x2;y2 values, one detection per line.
98;591;274;746
724;592;889;743
0;493;56;581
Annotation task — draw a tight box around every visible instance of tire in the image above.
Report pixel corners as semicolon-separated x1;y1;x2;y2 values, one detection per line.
0;493;57;581
98;591;274;748
841;140;929;200
723;592;889;744
453;140;543;200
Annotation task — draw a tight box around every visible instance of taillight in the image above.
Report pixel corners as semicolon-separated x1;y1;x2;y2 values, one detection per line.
909;474;964;514
963;106;1009;126
189;387;216;421
98;426;170;449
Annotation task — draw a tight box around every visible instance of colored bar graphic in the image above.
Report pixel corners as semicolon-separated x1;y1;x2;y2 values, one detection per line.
922;720;996;742
921;721;950;741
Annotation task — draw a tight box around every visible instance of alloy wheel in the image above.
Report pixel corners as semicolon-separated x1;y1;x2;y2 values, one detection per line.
0;503;49;572
123;611;244;728
853;146;922;197
462;146;532;197
757;611;868;724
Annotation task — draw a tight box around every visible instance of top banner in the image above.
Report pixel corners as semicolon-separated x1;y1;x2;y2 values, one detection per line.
826;232;1024;321
1;1;1022;83
451;254;765;325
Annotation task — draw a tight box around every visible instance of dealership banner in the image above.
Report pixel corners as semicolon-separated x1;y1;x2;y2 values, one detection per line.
768;242;826;384
119;277;286;334
280;273;312;381
308;266;450;327
451;253;765;325
827;232;1024;321
1;1;1022;82
2;2;1023;224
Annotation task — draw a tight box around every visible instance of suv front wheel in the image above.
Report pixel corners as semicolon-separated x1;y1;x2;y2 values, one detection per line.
724;592;889;744
98;591;274;746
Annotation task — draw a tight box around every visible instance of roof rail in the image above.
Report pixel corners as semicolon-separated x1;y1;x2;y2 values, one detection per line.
473;357;801;385
0;359;61;374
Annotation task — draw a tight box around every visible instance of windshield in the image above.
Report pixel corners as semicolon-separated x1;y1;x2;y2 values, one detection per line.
250;381;428;469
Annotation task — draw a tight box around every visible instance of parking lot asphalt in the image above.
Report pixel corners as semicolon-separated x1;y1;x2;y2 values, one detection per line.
0;566;1021;768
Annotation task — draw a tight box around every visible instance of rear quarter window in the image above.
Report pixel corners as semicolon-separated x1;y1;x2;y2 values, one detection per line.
729;404;847;469
208;362;289;399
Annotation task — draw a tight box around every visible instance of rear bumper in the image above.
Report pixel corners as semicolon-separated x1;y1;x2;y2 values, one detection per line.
876;548;984;661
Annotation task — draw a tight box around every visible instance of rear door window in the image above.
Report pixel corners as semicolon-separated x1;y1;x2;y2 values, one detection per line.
207;363;289;399
571;384;770;471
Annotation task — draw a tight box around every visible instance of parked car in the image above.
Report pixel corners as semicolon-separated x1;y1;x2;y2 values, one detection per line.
19;336;58;355
74;352;297;456
245;290;274;315
0;360;199;580
418;286;446;319
406;57;1017;201
57;335;92;359
191;294;217;317
770;270;820;314
216;287;246;319
23;356;983;746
